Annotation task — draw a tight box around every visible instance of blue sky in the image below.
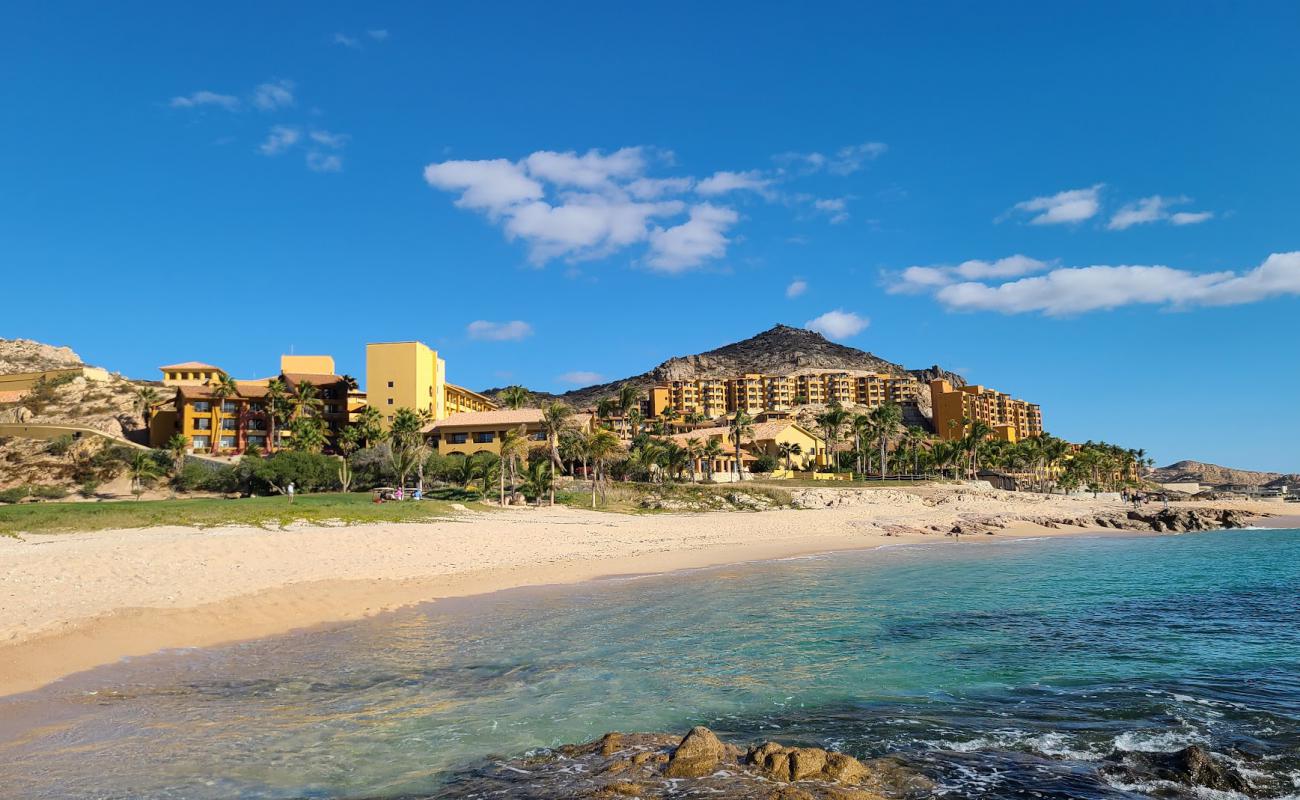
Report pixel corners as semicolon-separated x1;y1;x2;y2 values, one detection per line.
3;2;1298;471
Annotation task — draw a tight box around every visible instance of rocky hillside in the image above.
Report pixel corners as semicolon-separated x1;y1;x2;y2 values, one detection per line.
0;338;85;375
484;325;966;421
0;339;148;491
1150;460;1300;489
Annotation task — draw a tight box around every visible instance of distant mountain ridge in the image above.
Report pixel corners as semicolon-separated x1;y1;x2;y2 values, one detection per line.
483;324;967;413
1150;460;1300;489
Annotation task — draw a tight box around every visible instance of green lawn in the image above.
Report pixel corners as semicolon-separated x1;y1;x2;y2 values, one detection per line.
0;488;486;536
748;477;949;489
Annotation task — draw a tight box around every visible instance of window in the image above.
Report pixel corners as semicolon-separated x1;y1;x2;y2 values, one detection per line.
219;436;237;448
387;415;393;422
248;435;267;447
249;403;264;413
194;419;211;430
387;381;394;388
222;401;238;413
531;431;547;441
386;398;393;405
472;432;494;444
193;401;211;412
446;433;468;444
192;435;210;450
221;419;237;430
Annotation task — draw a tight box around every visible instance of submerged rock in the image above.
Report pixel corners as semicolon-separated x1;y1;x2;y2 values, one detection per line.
1100;744;1253;794
439;726;930;799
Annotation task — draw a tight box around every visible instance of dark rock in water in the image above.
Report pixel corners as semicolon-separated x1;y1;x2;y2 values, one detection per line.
437;726;932;799
1100;745;1253;794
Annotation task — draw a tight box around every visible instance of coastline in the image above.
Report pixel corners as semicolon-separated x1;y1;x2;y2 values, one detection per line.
1;489;1290;699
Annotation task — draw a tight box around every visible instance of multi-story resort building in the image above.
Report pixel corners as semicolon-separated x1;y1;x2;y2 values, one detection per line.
364;341;496;427
423;408;593;457
152;355;352;453
647;371;918;418
149;341;497;455
930;379;1043;443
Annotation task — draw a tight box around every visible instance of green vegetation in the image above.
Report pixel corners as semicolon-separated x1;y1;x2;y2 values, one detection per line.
555;481;793;514
0;489;483;536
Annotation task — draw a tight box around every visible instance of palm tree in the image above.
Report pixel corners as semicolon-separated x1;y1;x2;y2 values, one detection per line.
586;428;622;507
134;386;161;431
815;404;850;472
777;440;802;471
165;433;189;478
499;426;529;505
354;405;384;448
388;443;420;493
685;438;704;482
728;410;754;481
265;378;289;450
340;374;359;392
390;407;425;450
617;384;640;438
626;408;643;441
702;438;724;482
541;401;574;471
851;413;874;475
337;424;362;457
522;459;555;506
292;380;323;420
595;397;618;428
904;426;927;475
127;450;161;499
209;374;239;455
962;419;994;478
500;385;531;410
871;403;903;478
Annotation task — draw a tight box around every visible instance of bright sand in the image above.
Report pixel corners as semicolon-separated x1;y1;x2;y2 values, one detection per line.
0;486;1289;698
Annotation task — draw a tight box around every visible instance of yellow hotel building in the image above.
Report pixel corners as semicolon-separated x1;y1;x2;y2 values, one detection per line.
930;379;1043;443
651;371;918;418
364;341;496;427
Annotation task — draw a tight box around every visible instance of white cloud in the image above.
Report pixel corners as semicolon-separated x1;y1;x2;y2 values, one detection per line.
1006;184;1102;225
170;90;239;111
367;29;389;40
424;150;739;271
423;159;544;213
776;142;886;175
467;320;534;341
1106;195;1215;230
306;151;342;172
525;148;646;189
827;142;887;175
626;176;694;199
897;251;1300;316
785;279;807;298
1170;211;1214;226
813;197;849;224
252;79;295;111
696;170;772;197
333;32;361;49
308;129;349;148
889;255;1049;293
558;370;603;385
258;125;300;156
805;310;869;340
646;204;738;272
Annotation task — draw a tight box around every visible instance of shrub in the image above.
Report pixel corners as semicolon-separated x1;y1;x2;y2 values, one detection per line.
176;462;242;493
79;479;101;498
238;451;341;495
29;485;69;500
0;486;30;504
46;434;76;456
751;454;778;474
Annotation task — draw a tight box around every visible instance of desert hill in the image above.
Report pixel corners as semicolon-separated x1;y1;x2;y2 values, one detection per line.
483;325;966;422
1150;460;1299;490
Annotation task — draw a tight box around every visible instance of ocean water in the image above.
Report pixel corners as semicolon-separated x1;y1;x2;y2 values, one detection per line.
1;528;1298;799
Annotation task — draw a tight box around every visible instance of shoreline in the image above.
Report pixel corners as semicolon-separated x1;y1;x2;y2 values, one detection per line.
1;490;1292;699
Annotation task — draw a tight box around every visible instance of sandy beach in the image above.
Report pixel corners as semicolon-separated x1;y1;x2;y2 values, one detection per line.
0;485;1290;698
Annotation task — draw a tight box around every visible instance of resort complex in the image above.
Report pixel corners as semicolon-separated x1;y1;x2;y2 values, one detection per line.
929;379;1044;443
645;371;918;417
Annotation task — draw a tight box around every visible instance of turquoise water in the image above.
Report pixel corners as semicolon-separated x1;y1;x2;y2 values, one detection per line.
1;529;1298;798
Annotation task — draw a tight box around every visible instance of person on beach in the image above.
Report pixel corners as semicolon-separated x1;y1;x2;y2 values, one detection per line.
287;482;295;504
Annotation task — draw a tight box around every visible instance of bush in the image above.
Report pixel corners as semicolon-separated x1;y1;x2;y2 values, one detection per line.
751;454;778;474
176;462;242;493
0;487;30;504
238;451;341;495
29;485;69;500
46;434;75;456
79;479;101;498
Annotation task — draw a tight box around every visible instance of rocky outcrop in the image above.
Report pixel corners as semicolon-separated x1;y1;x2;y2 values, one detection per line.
1099;745;1253;794
443;726;932;799
1149;460;1295;490
0;338;84;375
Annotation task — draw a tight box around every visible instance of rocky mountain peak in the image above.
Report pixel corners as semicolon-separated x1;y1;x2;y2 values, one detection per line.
0;338;85;375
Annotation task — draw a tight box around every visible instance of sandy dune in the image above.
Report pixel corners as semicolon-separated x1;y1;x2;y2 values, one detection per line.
0;485;1288;697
